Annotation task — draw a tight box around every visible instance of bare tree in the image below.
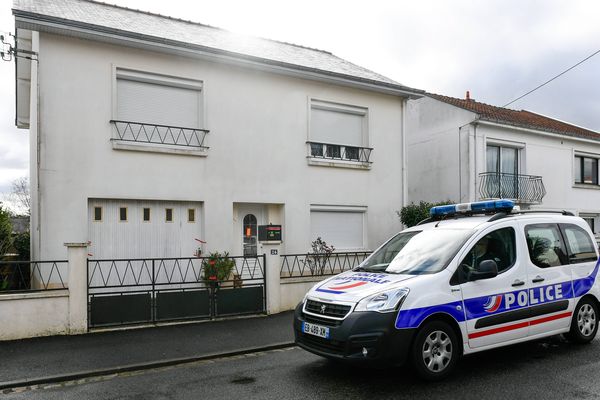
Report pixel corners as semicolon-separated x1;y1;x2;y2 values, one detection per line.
10;177;30;216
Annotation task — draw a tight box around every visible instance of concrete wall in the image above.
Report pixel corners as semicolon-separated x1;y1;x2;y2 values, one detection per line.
0;291;69;340
32;32;407;260
280;277;324;311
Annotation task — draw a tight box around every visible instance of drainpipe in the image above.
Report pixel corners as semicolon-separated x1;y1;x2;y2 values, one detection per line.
401;98;408;211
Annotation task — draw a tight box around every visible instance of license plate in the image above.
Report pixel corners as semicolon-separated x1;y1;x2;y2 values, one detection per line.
302;321;330;339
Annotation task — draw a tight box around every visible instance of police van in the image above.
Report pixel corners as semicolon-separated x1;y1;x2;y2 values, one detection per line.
294;200;600;380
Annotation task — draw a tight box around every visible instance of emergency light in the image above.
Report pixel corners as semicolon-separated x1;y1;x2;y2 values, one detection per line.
430;199;514;217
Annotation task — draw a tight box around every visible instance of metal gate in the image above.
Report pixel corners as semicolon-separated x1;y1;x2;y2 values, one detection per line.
87;255;266;328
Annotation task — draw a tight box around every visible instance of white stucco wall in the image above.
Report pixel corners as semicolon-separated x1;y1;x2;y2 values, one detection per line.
406;97;476;203
31;32;407;260
0;291;69;340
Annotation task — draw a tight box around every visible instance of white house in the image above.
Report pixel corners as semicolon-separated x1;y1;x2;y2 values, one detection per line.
406;93;600;236
13;0;423;262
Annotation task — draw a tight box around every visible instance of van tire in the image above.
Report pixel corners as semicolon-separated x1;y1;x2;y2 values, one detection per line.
566;298;598;344
411;320;459;381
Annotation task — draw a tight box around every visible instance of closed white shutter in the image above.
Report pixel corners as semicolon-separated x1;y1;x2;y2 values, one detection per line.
310;107;363;146
117;79;201;128
310;210;364;250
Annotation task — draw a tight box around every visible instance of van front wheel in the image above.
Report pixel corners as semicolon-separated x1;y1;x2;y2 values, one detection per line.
411;320;458;381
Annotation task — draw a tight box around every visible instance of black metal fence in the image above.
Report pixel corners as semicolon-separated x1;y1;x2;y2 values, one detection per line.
87;255;266;328
479;172;546;204
110;120;209;149
0;260;68;293
307;141;373;163
280;251;372;279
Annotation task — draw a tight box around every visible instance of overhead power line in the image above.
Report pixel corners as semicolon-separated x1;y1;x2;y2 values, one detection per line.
503;47;600;107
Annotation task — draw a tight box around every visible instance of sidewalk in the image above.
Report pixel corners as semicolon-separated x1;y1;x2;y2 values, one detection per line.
0;311;294;387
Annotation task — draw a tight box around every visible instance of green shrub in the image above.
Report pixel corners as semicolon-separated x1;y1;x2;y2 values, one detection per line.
13;232;30;261
0;206;12;256
397;200;454;228
201;251;236;282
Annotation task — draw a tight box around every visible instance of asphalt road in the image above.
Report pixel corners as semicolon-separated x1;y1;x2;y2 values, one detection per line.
4;335;600;400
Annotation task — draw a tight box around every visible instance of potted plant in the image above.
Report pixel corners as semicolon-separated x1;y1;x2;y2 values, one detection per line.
201;251;236;287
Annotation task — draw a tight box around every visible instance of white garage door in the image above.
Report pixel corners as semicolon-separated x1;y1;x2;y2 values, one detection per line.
310;209;365;250
88;199;203;259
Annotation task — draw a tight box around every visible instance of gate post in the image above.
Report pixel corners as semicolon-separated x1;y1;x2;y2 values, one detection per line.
65;242;89;334
262;243;281;314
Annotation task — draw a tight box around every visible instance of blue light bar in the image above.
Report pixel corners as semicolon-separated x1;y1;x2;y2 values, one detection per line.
430;200;514;217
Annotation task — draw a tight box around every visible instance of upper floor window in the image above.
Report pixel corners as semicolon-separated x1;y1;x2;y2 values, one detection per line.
308;99;371;166
486;145;519;175
574;155;598;185
112;68;208;154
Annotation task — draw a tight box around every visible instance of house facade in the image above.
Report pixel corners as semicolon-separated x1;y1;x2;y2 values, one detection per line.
13;0;422;261
406;94;600;237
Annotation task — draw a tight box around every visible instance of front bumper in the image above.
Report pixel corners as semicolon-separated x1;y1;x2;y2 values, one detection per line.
294;302;416;365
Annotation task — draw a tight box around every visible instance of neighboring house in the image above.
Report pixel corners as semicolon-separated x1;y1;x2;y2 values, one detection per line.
10;216;29;235
406;93;600;237
13;0;423;261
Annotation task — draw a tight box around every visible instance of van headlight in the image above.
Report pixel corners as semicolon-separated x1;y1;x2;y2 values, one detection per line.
354;288;409;313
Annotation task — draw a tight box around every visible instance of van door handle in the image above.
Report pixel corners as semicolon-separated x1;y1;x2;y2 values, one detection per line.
532;276;545;283
511;280;525;287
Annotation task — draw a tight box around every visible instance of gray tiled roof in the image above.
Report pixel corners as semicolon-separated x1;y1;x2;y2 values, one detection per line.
13;0;421;95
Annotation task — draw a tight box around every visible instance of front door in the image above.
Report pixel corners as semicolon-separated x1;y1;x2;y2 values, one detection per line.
236;204;266;257
457;224;529;348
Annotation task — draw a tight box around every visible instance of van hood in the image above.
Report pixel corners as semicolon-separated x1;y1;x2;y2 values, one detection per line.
308;271;416;303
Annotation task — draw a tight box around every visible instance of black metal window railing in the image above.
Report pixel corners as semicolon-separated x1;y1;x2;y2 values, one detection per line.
0;260;68;293
110;120;209;149
479;172;546;204
280;251;372;279
307;142;372;164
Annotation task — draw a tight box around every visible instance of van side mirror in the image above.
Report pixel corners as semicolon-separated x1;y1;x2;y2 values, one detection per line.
469;260;498;281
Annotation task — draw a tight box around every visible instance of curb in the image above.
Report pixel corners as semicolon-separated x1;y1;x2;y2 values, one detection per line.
0;342;296;391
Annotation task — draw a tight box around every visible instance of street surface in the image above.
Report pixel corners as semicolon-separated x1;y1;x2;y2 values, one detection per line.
3;335;600;399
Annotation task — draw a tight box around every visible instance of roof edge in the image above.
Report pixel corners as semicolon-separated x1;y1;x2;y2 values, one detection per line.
477;119;600;144
13;9;424;98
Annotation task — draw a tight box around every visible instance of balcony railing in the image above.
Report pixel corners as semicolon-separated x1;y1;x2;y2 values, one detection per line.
479;172;546;204
307;142;373;164
110;120;209;149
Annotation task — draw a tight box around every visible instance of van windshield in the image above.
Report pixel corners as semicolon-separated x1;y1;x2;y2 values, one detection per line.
357;229;474;275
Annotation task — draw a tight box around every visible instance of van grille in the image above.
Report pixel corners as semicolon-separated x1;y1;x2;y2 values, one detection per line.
305;299;351;319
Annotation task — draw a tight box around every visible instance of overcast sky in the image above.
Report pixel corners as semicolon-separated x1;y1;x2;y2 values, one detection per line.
1;0;599;210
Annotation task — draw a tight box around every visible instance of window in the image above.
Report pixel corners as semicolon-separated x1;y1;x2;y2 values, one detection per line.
119;207;127;222
116;69;203;129
310;207;366;250
561;224;598;264
243;214;258;257
309;99;368;163
188;209;195;223
456;227;516;282
525;224;568;268
165;208;173;222
486;145;519;175
143;208;150;222
574;155;598;184
93;207;102;222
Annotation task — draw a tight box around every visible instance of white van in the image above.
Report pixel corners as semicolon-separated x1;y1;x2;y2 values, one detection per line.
294;200;599;380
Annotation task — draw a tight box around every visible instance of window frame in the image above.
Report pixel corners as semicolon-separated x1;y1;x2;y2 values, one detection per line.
165;208;174;223
574;154;599;185
143;207;151;222
93;206;102;222
119;207;128;222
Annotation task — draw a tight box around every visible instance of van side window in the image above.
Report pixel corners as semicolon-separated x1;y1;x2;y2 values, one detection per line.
453;227;516;284
525;224;568;268
560;224;598;264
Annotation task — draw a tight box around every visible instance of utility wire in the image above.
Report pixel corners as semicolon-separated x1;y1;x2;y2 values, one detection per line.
503;47;600;107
